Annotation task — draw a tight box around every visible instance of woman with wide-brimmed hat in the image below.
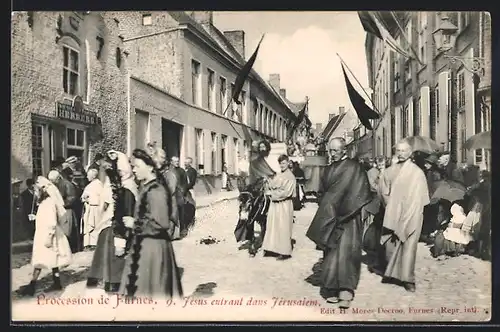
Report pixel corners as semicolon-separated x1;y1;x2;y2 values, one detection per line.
18;176;72;297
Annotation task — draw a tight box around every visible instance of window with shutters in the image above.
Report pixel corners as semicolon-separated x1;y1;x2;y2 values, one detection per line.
401;105;409;138
259;104;264;132
244;141;249;160
418;31;425;68
233;138;238;174
457;70;466;110
430;87;438;140
253;102;258;130
382;127;387;156
221;135;228;169
191;60;201;106
230;83;236;120
414;97;421;135
207;68;215;112
32;124;44;177
458;110;467;163
241;90;247;124
219;77;227;115
390;112;396;147
211;132;217;174
476;103;491;163
195;129;204;169
404;59;412;82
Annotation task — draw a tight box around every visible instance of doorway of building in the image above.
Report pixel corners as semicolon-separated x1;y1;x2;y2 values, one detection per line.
162;119;183;160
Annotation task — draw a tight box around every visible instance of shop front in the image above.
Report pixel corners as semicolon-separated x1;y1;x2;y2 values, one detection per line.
31;96;101;177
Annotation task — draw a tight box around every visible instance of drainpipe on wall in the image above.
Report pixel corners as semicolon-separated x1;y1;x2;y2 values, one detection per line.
126;70;131;156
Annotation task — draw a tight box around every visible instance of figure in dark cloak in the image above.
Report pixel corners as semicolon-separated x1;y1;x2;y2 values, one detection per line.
86;150;138;293
234;140;276;256
306;137;372;309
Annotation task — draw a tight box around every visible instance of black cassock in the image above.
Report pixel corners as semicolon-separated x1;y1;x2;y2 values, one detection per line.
306;158;372;293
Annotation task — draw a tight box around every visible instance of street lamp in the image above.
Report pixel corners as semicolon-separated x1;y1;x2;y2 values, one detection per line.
432;13;486;162
433;15;486;76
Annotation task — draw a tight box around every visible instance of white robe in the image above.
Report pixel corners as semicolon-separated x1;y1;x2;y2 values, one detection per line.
31;196;72;270
81;179;103;247
262;169;296;256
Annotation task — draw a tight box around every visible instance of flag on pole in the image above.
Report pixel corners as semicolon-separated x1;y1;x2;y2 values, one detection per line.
287;101;308;137
358;11;383;39
223;34;265;116
341;63;379;130
359;11;422;64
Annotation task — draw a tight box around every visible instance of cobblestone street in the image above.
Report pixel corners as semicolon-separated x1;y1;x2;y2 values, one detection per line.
12;198;491;322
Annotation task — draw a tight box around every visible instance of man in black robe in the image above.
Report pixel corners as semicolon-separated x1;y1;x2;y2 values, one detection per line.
306;137;372;309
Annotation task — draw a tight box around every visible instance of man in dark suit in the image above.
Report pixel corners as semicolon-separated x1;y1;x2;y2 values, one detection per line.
184;157;198;195
171;156;189;237
184;157;198;231
20;178;37;239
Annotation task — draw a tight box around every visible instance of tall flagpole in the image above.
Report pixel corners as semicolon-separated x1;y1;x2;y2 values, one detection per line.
389;11;424;65
336;53;381;116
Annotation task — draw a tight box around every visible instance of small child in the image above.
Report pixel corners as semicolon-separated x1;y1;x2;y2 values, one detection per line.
81;168;103;249
442;204;468;241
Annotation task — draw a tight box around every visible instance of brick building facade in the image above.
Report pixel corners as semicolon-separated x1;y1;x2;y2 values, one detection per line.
12;11;128;183
11;11;300;191
362;11;490;167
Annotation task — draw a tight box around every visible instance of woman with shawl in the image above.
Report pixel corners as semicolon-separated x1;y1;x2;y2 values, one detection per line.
18;176;72;296
86;150;138;293
119;149;183;298
81;168;103;249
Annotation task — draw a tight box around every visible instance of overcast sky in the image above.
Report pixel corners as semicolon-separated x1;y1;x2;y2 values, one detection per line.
213;11;370;126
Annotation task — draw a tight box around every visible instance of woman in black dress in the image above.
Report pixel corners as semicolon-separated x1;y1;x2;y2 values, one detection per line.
86;150;138;293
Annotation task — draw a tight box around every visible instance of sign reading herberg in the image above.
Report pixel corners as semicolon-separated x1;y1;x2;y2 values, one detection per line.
56;101;101;125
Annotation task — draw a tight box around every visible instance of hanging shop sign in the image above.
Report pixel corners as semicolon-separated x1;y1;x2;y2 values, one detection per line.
56;96;101;125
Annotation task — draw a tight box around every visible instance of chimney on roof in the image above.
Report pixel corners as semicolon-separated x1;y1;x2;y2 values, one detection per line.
316;123;323;133
269;74;280;92
188;11;213;25
339;106;345;115
223;30;245;59
279;88;286;99
329;113;335;121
